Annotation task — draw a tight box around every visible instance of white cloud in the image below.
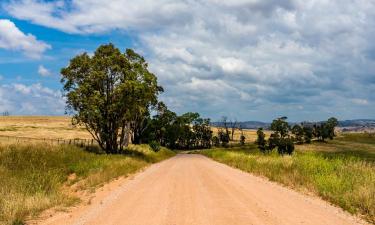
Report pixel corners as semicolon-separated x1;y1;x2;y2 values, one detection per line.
38;65;51;77
352;98;369;106
0;19;51;58
0;83;64;115
2;0;375;120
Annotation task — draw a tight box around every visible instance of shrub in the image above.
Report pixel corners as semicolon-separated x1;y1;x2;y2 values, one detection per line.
240;135;246;146
212;136;220;147
149;141;161;152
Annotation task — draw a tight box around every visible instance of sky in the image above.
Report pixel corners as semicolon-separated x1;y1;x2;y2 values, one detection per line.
0;0;374;122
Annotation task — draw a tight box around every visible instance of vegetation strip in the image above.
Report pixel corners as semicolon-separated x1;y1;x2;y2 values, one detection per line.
200;136;375;223
0;143;175;225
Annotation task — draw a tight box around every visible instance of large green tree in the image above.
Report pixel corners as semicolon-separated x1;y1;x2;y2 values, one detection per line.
61;44;162;153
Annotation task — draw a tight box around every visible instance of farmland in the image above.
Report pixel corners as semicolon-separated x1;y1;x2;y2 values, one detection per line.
0;116;91;140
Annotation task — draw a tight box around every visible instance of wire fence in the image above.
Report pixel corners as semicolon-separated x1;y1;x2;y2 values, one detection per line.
0;135;97;148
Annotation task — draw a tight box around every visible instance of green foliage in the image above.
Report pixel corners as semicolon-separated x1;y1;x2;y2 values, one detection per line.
12;219;24;225
212;136;220;147
61;44;162;153
326;117;338;139
149;141;161;152
270;116;289;138
240;134;246;146
291;124;304;143
302;125;313;143
268;117;294;155
141;103;212;149
258;117;339;155
218;128;230;147
256;128;267;152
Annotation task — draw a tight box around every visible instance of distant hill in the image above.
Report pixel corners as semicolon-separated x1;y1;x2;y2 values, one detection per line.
338;119;375;127
212;119;375;129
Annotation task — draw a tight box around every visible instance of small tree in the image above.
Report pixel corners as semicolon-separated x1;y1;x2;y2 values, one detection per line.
256;128;267;152
267;133;279;152
218;128;230;147
229;119;238;141
269;117;294;155
302;125;313;143
240;134;246;146
326;117;338;140
291;124;304;144
212;136;220;147
270;116;290;138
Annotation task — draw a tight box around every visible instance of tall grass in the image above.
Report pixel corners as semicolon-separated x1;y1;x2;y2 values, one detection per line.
0;143;175;225
201;144;375;223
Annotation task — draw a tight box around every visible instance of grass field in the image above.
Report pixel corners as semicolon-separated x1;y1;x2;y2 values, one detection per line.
0;143;175;225
0;116;91;140
200;133;375;223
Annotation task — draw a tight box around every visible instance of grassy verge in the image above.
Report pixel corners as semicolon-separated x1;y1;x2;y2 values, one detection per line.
200;138;375;223
0;143;175;225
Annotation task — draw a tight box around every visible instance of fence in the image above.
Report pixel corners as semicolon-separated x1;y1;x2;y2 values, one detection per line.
0;135;97;148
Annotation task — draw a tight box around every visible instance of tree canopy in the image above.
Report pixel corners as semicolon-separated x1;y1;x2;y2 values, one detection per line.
61;44;162;153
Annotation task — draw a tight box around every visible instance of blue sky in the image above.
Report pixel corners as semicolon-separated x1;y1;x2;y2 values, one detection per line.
0;0;374;121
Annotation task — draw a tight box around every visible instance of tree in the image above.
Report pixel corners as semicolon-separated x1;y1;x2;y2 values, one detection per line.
326;117;338;140
240;134;246;146
229;119;238;141
61;44;162;154
291;124;304;144
313;123;330;141
270;116;290;138
212;136;220;147
218;128;230;147
302;125;313;143
269;117;294;155
256;128;267;152
221;116;231;140
141;105;212;149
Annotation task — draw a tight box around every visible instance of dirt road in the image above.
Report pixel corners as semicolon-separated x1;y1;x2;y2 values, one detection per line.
38;154;366;225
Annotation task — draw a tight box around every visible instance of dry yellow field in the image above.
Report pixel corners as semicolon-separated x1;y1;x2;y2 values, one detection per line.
0;116;91;140
211;126;271;143
0;116;272;144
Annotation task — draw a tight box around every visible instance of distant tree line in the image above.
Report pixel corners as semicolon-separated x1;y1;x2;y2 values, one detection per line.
256;117;338;155
211;116;246;147
140;103;212;150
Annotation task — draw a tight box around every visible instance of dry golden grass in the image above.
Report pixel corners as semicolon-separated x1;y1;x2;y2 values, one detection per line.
0;142;175;225
0;117;271;143
211;127;271;143
0;116;91;140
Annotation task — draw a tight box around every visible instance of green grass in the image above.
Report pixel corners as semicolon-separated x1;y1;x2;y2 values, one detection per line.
200;134;375;223
0;143;175;225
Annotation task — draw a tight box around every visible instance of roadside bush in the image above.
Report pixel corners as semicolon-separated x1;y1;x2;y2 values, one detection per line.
149;141;161;152
212;136;220;147
240;135;246;146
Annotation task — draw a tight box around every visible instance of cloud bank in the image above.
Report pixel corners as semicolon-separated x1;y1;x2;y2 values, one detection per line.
2;0;375;120
0;83;64;115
